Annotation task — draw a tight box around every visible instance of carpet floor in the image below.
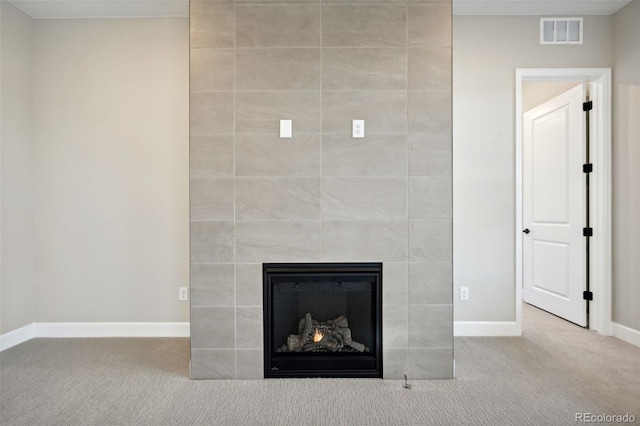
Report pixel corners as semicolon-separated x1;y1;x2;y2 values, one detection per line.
1;304;639;425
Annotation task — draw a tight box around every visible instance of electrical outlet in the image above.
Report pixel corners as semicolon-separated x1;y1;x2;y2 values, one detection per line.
179;287;188;301
460;286;469;301
352;120;365;138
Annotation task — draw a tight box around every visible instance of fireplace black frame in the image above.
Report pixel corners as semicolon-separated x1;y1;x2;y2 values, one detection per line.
263;263;383;378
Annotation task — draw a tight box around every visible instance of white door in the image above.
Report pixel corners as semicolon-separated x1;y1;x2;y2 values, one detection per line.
523;84;587;327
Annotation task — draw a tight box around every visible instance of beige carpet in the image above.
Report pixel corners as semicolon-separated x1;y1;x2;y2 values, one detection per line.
1;304;639;425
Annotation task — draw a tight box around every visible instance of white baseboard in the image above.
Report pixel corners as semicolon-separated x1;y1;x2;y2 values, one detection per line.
454;321;521;336
1;322;190;352
0;323;36;352
36;322;190;338
612;322;640;348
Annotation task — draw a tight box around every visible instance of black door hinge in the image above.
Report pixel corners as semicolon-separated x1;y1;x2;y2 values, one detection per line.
583;163;593;173
583;291;593;301
583;101;593;111
583;227;593;237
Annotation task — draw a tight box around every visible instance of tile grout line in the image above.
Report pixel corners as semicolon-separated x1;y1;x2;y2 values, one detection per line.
233;1;238;380
188;7;192;380
320;3;324;262
195;89;451;93
405;0;410;377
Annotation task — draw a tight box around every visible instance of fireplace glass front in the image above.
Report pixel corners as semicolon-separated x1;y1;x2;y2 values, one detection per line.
263;263;382;378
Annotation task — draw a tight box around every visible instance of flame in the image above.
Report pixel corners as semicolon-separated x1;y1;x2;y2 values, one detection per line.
313;327;323;343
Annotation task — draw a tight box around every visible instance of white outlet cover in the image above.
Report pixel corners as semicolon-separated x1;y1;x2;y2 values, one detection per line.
352;120;365;138
460;286;469;301
179;287;188;301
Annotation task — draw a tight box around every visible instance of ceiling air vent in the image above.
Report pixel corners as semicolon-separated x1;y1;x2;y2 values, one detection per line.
540;18;583;45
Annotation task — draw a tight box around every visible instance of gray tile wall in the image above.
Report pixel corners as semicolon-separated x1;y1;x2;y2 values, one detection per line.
189;0;452;380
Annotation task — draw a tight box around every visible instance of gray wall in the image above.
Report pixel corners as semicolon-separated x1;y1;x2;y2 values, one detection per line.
189;1;453;379
1;2;35;334
453;15;613;322
1;14;189;335
612;0;640;332
32;18;189;323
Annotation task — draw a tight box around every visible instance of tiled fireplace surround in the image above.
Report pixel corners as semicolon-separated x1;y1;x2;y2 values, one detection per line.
189;0;452;379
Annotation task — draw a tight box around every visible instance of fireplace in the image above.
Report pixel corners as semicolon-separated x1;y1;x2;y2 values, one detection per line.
263;263;383;378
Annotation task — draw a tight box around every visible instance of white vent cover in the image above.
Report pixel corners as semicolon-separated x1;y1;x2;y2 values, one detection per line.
540;18;583;44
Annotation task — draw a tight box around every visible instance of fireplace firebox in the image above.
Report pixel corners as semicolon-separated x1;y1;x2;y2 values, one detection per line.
263;263;383;378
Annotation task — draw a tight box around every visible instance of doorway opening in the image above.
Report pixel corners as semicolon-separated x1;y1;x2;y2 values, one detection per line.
515;68;612;336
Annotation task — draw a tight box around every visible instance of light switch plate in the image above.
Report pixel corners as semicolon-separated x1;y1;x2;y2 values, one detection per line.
352;120;364;138
280;119;292;138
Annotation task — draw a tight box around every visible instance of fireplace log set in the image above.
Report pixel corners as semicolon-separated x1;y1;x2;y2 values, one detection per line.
279;313;369;353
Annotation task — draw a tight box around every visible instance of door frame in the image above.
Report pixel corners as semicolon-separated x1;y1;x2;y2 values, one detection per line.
515;68;612;335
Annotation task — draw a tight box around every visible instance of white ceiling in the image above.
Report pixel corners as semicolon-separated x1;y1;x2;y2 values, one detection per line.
8;0;634;19
454;0;632;16
8;0;189;19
